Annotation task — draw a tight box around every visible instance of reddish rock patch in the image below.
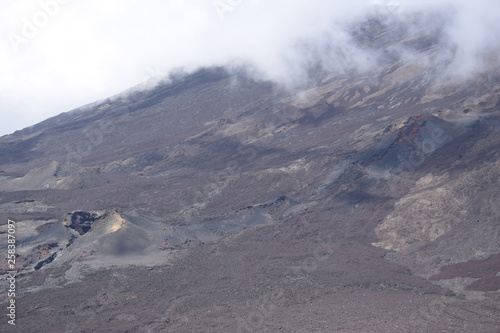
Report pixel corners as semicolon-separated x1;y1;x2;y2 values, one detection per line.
430;254;500;280
466;276;500;292
430;254;500;291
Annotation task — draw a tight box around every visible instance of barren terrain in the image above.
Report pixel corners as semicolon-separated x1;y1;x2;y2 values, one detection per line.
1;11;500;333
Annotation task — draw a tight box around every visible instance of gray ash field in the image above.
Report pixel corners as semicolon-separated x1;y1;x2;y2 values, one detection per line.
1;10;500;333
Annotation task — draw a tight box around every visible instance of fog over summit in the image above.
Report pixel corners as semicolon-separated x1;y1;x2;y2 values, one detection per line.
1;0;499;135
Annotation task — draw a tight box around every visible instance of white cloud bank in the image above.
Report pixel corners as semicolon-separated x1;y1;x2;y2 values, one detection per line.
0;0;499;135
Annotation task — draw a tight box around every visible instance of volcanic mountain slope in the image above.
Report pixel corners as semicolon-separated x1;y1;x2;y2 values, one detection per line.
1;14;500;333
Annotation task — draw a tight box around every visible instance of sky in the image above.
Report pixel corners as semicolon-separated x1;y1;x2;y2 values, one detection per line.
1;0;499;136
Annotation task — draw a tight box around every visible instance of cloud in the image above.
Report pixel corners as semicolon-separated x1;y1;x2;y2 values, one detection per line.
440;0;500;75
0;0;499;136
